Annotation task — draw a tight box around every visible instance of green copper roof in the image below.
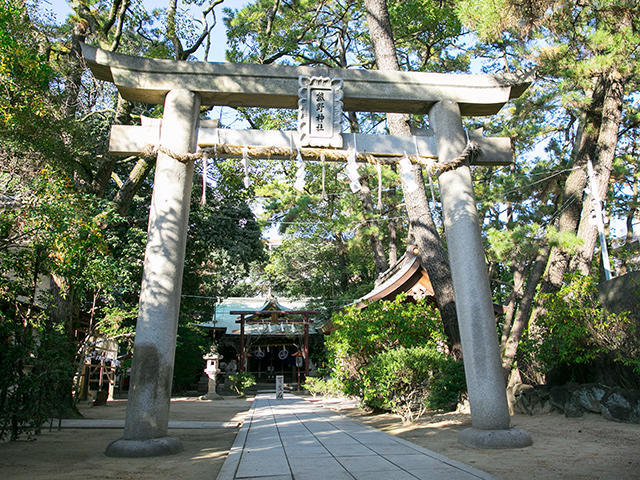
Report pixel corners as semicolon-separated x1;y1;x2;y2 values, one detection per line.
199;297;317;335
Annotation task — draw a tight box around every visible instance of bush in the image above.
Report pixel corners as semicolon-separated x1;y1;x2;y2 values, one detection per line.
0;318;75;440
521;274;639;382
173;320;209;392
326;295;447;398
228;372;256;397
362;346;465;423
303;376;343;398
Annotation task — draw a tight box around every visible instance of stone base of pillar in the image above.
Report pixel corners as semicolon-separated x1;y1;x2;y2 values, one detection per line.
200;392;223;400
458;427;532;449
105;436;183;457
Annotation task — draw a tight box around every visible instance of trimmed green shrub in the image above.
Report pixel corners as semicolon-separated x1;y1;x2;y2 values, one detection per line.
303;376;343;398
362;346;465;423
327;295;447;398
228;372;256;397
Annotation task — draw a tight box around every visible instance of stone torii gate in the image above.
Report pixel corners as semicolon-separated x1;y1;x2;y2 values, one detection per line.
82;44;533;457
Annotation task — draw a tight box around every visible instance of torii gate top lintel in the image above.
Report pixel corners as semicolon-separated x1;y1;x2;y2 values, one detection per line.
81;43;531;116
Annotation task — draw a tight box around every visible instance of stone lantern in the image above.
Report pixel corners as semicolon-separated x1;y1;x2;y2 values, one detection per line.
202;344;222;400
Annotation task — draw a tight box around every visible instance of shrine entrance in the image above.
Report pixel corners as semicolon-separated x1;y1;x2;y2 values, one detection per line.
82;43;533;457
232;307;316;386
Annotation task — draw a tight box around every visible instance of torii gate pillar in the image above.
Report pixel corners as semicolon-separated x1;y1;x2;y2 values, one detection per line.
106;89;200;457
430;100;532;449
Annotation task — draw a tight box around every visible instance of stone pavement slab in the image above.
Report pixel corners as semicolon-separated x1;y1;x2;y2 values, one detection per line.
216;393;496;480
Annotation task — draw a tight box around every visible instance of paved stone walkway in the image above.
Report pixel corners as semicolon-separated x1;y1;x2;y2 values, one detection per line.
217;393;495;480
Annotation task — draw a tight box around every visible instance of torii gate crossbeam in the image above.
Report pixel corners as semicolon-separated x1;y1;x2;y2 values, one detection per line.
83;44;533;457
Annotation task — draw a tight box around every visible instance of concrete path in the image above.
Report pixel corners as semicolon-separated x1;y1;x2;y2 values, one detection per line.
217;393;495;480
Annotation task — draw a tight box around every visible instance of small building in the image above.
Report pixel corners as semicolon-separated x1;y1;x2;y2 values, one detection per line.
200;297;321;384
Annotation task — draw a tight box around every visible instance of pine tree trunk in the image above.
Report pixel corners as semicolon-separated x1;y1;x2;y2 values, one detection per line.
502;246;549;377
569;70;625;276
363;0;460;355
358;175;389;274
93;95;134;195
113;156;156;216
540;80;607;293
500;263;525;356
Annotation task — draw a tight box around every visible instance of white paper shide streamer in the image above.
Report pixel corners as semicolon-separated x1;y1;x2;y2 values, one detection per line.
399;153;418;193
242;147;250;188
346;149;361;193
293;148;306;192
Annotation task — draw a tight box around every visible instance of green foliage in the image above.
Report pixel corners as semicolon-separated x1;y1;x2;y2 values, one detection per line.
182;173;267;304
228;372;256;397
362;346;465;422
172;320;209;392
225;0;365;66
326;295;447;397
387;0;467;72
0;0;67;162
303;376;343;398
544;226;583;253
521;274;639;378
0;308;75;440
2;169;129;304
323;297;465;421
256;158;402;303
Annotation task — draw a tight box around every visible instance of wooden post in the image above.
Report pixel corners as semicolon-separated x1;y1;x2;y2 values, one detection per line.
98;360;104;390
239;315;245;373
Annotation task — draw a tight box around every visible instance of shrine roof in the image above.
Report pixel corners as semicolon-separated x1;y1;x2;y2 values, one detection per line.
81;44;531;116
353;246;435;309
200;297;319;335
321;246;435;334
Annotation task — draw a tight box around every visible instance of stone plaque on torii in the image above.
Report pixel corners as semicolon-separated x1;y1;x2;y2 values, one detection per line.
82;44;533;457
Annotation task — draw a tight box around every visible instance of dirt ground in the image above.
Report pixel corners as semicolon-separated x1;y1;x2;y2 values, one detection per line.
1;394;639;480
317;397;640;480
0;396;253;480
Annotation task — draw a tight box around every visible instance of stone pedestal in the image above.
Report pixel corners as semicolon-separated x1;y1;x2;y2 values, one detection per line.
276;375;284;399
429;100;532;449
106;89;200;457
